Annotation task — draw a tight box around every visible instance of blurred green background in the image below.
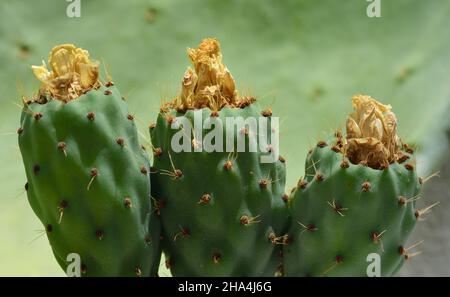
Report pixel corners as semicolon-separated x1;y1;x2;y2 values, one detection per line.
1;0;449;276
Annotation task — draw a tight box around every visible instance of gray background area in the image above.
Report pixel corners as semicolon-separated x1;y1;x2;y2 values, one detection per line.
399;158;450;277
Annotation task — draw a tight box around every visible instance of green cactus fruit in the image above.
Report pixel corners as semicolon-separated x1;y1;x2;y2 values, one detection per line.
284;95;431;276
150;38;288;276
18;45;161;276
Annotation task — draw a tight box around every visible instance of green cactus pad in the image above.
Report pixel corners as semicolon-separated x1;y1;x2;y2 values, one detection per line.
18;83;161;276
284;96;423;276
151;105;287;276
150;38;288;276
285;137;420;276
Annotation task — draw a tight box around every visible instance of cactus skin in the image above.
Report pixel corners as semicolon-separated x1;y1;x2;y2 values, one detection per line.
18;85;161;276
150;105;288;276
284;135;421;276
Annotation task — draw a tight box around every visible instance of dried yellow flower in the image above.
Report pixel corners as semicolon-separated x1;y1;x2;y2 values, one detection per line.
169;38;252;112
32;44;99;102
345;95;400;169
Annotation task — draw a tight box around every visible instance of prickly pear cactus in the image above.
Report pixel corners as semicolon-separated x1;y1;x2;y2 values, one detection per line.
18;45;161;276
150;38;288;276
2;0;450;276
284;95;432;276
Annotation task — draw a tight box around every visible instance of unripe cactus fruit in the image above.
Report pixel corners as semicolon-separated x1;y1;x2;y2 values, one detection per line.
150;38;288;276
18;44;161;276
284;95;427;276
